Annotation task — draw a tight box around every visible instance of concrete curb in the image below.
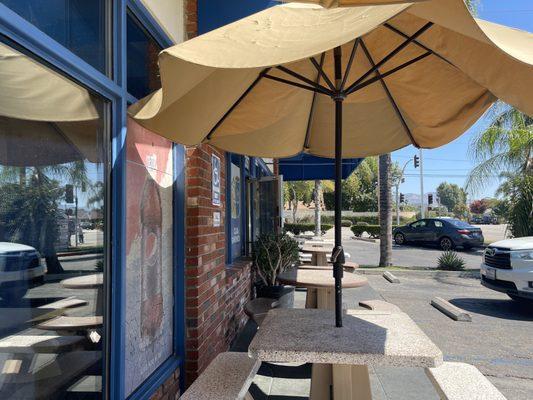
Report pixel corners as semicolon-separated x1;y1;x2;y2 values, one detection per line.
352;237;378;243
431;297;472;322
383;271;400;283
358;268;480;279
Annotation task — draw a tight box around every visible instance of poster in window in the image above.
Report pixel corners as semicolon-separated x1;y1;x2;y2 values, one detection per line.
212;154;221;206
124;118;174;396
230;163;242;258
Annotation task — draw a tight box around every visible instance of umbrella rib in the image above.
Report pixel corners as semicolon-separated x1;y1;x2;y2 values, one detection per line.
349;51;431;94
309;56;336;92
383;23;456;67
263;73;329;95
345;21;433;95
204;68;270;141
276;65;333;96
303;53;326;150
340;38;360;92
360;40;419;148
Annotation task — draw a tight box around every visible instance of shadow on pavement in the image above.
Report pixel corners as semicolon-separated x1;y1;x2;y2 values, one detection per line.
449;297;533;321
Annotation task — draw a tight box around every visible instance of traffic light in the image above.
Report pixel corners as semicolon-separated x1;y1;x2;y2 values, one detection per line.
65;184;74;203
400;193;405;203
428;194;433;204
413;155;419;168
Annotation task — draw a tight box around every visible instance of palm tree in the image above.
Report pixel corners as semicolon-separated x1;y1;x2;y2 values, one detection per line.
466;105;532;237
466;106;532;193
378;154;393;266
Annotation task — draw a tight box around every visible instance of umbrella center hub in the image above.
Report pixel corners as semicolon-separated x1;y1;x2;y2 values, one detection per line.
332;91;346;102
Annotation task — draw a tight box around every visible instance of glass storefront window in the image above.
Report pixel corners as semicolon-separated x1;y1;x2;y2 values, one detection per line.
127;13;162;99
0;40;107;398
0;0;108;73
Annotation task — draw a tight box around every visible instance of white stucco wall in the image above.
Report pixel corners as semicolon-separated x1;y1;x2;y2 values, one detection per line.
140;0;185;43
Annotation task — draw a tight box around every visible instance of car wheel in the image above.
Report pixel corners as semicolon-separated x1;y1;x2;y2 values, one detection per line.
394;233;406;245
439;237;454;251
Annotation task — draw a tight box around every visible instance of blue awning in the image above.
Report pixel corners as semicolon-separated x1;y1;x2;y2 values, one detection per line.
279;154;363;181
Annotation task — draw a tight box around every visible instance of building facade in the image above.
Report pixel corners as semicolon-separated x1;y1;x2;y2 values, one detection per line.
0;0;277;399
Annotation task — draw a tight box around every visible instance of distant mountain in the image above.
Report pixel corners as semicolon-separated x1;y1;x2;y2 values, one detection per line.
403;192;440;206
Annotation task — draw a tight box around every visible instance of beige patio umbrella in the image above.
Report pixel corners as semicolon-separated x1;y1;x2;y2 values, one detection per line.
0;43;102;167
130;0;533;326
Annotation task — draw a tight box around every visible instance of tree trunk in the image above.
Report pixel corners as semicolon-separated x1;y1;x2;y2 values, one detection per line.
314;180;322;237
379;154;393;267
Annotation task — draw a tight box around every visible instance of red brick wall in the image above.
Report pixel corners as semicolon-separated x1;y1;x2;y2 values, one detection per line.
151;3;253;398
184;144;252;386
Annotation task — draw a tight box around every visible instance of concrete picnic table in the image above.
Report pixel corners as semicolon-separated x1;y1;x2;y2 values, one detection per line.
298;264;357;273
300;244;333;265
249;308;443;400
60;273;103;311
277;269;367;310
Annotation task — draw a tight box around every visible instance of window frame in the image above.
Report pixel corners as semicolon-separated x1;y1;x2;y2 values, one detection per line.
0;1;186;399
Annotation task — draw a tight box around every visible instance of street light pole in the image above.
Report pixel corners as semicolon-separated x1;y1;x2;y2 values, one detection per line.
419;148;425;218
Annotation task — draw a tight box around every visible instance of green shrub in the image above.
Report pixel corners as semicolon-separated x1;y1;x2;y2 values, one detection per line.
283;223;333;236
356;221;369;226
322;215;413;226
350;224;398;238
341;219;352;227
437;251;466;271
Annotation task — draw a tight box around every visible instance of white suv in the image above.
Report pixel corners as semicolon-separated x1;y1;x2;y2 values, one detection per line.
480;237;533;302
0;242;46;302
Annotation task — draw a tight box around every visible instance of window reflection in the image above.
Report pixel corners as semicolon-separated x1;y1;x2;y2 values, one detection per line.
0;0;107;73
127;13;162;99
0;41;107;399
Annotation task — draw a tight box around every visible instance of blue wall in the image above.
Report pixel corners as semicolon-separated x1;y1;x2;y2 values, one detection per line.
198;0;275;34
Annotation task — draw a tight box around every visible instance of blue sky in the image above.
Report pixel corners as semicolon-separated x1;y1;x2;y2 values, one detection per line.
392;0;533;200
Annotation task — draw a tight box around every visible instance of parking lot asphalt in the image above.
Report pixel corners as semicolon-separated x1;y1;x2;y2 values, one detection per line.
343;238;484;269
366;273;533;400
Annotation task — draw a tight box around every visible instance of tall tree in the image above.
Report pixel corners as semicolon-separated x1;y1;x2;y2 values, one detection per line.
436;182;467;212
378;154;392;267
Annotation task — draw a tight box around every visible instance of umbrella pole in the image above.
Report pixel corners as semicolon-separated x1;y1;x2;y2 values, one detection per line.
333;46;345;328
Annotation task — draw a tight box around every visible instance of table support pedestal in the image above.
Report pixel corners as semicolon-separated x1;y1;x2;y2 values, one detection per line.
310;364;372;400
305;288;341;311
312;253;329;266
332;365;372;400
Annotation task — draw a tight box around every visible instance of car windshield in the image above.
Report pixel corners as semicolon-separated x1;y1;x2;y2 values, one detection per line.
447;219;473;229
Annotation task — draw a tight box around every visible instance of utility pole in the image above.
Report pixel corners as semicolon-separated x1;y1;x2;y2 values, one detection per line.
395;159;411;225
419;148;425;218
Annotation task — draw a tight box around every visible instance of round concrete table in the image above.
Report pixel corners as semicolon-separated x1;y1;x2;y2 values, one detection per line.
277;269;367;310
300;245;333;266
60;273;103;315
298;263;358;273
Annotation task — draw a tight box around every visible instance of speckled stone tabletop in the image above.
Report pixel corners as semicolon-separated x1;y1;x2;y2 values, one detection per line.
249;308;443;368
181;352;260;400
277;269;368;289
301;245;332;253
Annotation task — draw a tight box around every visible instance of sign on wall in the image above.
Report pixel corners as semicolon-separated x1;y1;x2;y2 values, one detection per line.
212;154;221;206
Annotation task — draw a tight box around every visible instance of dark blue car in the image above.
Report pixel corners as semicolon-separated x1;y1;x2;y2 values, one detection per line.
393;218;484;250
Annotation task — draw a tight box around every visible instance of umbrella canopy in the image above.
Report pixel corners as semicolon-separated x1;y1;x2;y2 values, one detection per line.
130;0;533;158
130;0;533;326
0;43;101;166
280;154;362;181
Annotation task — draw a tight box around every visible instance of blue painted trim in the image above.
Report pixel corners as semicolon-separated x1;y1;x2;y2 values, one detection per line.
127;0;175;47
256;158;273;176
0;4;123;102
109;0;128;399
173;144;187;392
127;358;182;400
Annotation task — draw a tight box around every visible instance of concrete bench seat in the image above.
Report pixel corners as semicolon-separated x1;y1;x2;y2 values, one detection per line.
244;298;279;326
426;362;507;400
359;300;402;313
0;335;85;354
38;297;88;310
181;352;260;400
36;316;103;332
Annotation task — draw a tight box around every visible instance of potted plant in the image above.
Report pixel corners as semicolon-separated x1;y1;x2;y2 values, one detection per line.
253;232;299;308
